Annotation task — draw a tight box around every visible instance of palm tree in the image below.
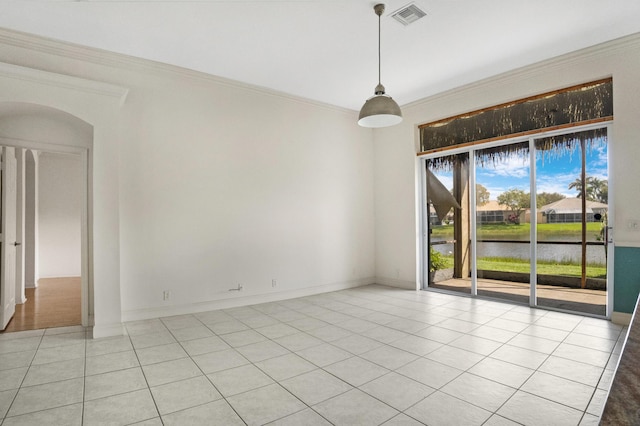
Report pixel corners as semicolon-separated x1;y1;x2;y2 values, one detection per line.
568;176;608;203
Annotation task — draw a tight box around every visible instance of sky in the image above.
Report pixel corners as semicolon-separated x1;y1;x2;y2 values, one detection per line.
432;138;608;201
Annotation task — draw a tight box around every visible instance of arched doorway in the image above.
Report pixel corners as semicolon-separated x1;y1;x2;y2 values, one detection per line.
0;62;129;338
0;102;91;331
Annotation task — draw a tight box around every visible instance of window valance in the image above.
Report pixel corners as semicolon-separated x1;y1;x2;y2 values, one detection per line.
419;78;613;154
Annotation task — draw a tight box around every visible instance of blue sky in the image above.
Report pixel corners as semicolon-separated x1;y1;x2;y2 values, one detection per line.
432;139;608;201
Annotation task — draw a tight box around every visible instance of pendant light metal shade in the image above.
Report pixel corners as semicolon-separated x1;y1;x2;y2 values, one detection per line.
358;4;402;128
358;84;402;127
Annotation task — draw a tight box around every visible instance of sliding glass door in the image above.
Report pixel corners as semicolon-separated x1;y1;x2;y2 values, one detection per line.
422;125;612;317
425;154;469;295
534;130;608;316
475;142;531;304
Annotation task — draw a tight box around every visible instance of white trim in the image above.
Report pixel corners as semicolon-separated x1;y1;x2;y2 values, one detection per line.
15;148;26;304
0;136;90;154
91;323;126;339
614;241;640;248
80;149;90;328
404;33;640;114
0;138;90;328
0;62;128;106
416;157;427;290
612;311;632;326
469;148;477;295
606;123;615;318
122;278;375;323
376;276;417;290
529;137;537;306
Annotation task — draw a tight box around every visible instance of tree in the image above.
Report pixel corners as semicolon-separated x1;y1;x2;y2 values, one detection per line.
497;188;529;224
476;184;490;206
536;192;565;207
568;176;608;203
568;177;584;198
597;180;608;203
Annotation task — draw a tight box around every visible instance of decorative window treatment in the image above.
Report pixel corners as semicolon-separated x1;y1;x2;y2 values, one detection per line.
419;79;613;154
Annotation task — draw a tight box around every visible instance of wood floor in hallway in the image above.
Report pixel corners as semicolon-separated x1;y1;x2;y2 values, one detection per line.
1;277;81;333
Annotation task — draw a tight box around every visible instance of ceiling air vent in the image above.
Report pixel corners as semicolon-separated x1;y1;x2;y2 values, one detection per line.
391;3;427;26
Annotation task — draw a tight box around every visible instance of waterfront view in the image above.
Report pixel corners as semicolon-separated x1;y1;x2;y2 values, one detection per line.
426;129;609;316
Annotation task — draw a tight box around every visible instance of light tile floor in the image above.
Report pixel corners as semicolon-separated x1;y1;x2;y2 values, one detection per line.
0;285;627;425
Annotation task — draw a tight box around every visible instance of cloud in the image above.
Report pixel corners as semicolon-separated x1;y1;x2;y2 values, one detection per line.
588;141;608;168
477;155;530;178
428;140;609;200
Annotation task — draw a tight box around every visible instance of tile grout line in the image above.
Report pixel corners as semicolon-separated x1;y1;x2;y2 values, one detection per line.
0;285;624;425
1;328;45;421
193;311;340;426
126;322;167;425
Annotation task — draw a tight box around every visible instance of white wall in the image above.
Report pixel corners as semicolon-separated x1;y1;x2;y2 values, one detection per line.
0;28;375;327
116;70;375;318
373;34;640;298
24;150;38;288
38;152;82;278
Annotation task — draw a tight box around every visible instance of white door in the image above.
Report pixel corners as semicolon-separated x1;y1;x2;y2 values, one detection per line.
1;147;17;330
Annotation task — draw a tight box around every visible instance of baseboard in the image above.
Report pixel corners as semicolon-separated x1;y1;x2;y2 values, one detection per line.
374;276;417;290
38;275;82;279
121;277;375;322
91;322;127;339
612;311;633;326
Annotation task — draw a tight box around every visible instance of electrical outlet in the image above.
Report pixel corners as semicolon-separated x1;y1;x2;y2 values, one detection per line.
627;220;640;231
272;279;277;288
163;290;171;301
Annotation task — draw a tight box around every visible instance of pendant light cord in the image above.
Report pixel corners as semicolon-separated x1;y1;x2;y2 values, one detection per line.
378;11;381;87
358;3;403;127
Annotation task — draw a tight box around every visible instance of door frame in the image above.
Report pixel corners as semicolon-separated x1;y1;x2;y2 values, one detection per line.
0;136;90;327
1;146;17;330
417;121;614;318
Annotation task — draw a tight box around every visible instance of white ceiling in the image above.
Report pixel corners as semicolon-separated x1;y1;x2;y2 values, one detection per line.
0;1;639;111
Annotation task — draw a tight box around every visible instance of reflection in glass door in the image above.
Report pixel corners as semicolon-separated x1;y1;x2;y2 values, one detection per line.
474;142;531;304
534;130;608;315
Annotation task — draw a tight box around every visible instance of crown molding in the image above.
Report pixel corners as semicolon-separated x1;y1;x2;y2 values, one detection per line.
0;61;129;106
404;32;640;113
0;27;355;115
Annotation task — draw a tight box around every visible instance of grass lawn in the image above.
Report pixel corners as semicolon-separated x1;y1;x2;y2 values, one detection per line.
439;255;606;279
477;257;606;278
432;222;603;240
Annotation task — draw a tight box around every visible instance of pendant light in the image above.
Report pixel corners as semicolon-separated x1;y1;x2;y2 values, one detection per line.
358;3;402;128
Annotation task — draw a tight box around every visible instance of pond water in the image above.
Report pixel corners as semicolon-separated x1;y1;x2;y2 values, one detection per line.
432;240;608;265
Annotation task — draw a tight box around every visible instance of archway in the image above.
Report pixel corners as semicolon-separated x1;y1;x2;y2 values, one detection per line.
0;102;91;330
0;62;128;338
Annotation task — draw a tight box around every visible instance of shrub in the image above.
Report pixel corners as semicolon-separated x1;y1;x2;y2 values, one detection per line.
430;247;447;272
